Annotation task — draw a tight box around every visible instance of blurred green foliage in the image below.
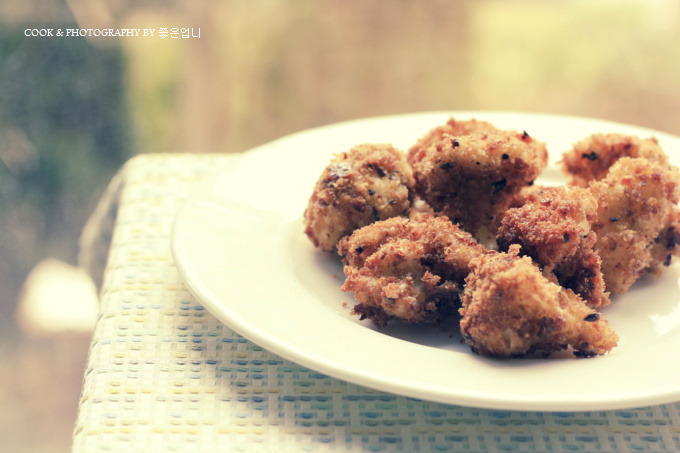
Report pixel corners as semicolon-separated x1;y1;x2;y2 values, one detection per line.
0;25;132;331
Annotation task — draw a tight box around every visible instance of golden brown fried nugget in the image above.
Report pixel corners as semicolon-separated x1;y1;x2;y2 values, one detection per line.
337;213;487;327
407;117;499;163
590;157;680;293
562;133;669;187
497;185;609;308
460;247;618;358
408;130;548;237
303;143;414;252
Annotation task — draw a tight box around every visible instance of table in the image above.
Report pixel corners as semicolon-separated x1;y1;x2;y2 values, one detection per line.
73;153;680;452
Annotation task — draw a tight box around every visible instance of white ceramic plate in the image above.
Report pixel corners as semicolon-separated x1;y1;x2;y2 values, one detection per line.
172;112;680;411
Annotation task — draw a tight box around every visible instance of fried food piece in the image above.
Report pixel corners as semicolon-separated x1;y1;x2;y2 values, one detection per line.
590;157;680;293
408;130;548;237
497;185;610;308
460;246;618;358
337;213;488;327
649;208;680;269
406;117;499;163
303;143;414;251
561;133;669;187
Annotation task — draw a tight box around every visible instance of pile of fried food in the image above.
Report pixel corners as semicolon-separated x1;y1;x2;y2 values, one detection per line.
303;118;680;358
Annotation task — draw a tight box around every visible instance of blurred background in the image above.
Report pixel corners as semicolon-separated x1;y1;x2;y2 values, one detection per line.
1;0;679;451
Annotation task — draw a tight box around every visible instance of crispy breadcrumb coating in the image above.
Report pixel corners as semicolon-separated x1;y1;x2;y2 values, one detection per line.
460;246;618;358
561;133;669;187
408;130;548;237
497;185;610;308
407;117;499;163
301;120;680;360
590;157;680;293
337;213;487;327
303;143;414;251
650;209;680;269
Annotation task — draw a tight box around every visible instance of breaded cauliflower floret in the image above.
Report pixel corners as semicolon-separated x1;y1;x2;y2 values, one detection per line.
337;213;488;328
460;246;618;358
497;185;609;308
406;117;499;163
561;133;669;187
303;143;414;252
408;130;548;237
590;157;680;293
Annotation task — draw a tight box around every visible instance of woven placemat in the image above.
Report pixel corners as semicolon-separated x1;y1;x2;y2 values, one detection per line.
72;154;680;452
